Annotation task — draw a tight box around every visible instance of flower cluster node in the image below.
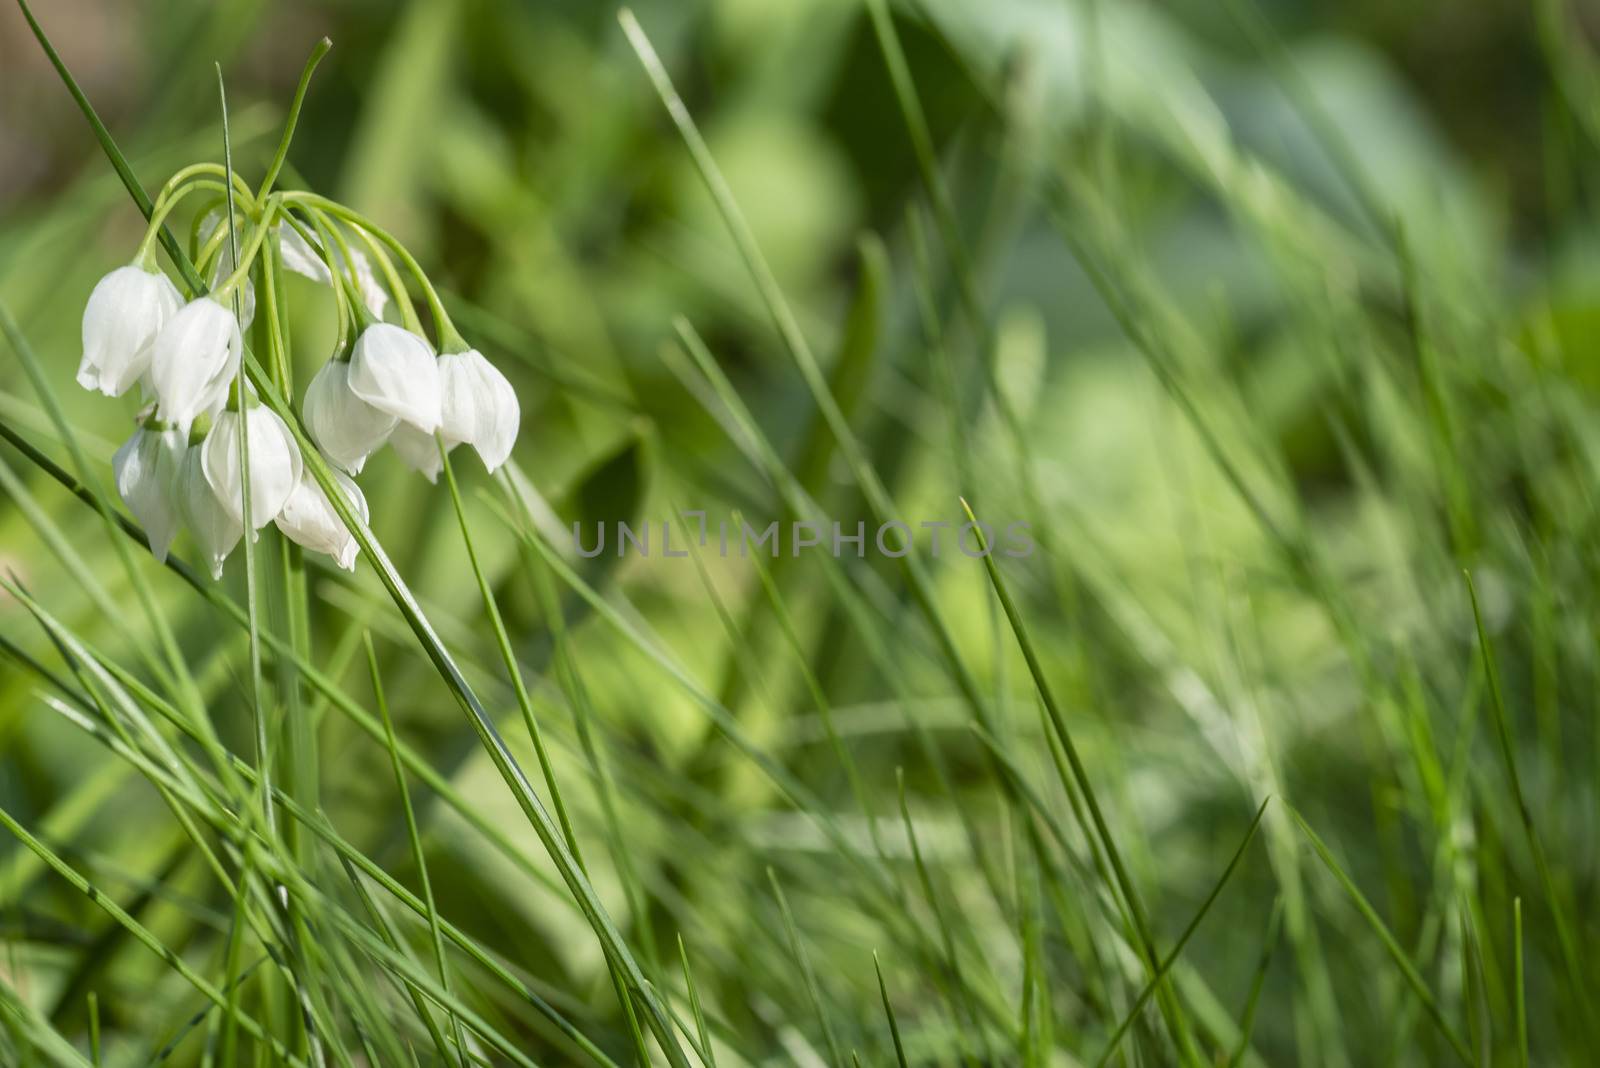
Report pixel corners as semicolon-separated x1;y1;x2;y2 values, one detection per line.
82;172;522;578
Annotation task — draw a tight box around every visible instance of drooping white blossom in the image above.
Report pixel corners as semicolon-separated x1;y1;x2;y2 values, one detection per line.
174;447;241;579
78;265;182;397
148;298;242;434
388;422;445;483
302;359;397;475
347;323;442;433
112;422;185;562
275;461;368;570
201;405;304;530
438;349;520;473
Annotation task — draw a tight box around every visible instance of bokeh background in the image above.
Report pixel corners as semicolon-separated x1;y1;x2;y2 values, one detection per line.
4;0;1600;1065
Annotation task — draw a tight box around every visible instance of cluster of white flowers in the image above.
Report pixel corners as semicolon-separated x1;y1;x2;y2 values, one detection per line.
81;192;520;579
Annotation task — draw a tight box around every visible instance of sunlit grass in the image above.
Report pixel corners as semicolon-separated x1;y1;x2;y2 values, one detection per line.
2;0;1599;1065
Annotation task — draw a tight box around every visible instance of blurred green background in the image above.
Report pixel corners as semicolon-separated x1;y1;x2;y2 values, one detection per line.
5;0;1600;1065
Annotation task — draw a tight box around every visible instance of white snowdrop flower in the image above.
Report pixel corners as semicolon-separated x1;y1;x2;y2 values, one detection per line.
149;298;242;435
112;422;185;562
302;359;397;475
277;226;389;319
275;462;368;570
174;447;241;579
388;422;445;483
438;349;520;473
78;265;182;397
201;404;304;530
347;323;442;433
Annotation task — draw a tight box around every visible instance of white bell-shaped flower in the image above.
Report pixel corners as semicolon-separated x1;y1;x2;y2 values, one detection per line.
149;298;242;434
174;447;241;579
347;323;441;433
388;422;445;483
112;422;185;562
302;359;397;475
78;265;182;397
201;404;304;531
438;349;520;473
275;461;368;570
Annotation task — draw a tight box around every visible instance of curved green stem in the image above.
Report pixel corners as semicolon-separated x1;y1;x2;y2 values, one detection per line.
257;38;331;200
135;178;247;266
154;163;255;213
285;208;353;354
309;210;376;331
215;198;281;300
283;192;465;350
345;223;423;333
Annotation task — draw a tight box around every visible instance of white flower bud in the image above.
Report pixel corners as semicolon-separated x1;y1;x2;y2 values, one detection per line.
388;422;445;483
347;323;441;433
275;461;368;571
149;298;242;434
112;423;185;562
438;349;519;473
202;405;304;531
302;359;397;475
174;447;241;579
78;265;182;397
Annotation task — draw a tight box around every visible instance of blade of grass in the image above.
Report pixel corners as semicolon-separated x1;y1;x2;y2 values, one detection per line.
1514;897;1528;1068
895;767;990;1066
766;868;844;1067
961;498;1195;1047
676;936;717;1068
873;952;909;1068
1464;570;1589;1015
1094;798;1270;1067
0;803;305;1067
364;631;465;1067
437;446;659;1068
1289;804;1472;1064
1224;897;1282;1068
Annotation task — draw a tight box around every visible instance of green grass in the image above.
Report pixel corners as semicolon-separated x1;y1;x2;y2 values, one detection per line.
3;0;1600;1065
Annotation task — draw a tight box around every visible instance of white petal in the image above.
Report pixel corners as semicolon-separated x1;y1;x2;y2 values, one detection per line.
347;324;441;432
113;426;185;562
175;448;241;579
201;407;304;530
149;299;242;434
439;350;520;473
277;225;332;285
388;422;448;483
302;360;397;474
275;463;368;570
80;265;183;398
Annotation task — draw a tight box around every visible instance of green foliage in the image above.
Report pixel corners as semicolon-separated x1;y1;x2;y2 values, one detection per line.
2;0;1599;1065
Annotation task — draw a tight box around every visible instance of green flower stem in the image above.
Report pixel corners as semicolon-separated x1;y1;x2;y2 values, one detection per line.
307;209;378;330
287;209;356;354
134;178;245;267
154;162;255;212
283;192;466;350
344;222;423;334
256;38;331;201
260;232;292;394
215;197;283;301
